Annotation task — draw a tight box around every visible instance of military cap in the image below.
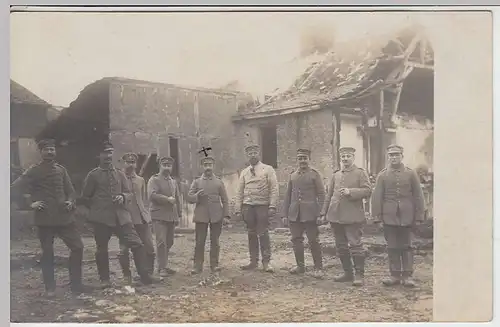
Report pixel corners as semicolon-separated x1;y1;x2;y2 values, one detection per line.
387;144;404;154
244;144;260;153
158;156;174;164
200;156;215;165
297;148;311;157
101;140;114;152
37;139;56;150
339;146;356;154
122;152;138;162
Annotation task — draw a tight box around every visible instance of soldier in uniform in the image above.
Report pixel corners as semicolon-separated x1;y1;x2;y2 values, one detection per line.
147;156;181;277
117;153;158;284
187;156;230;274
282;148;325;277
371;144;425;288
80;141;158;287
320;147;372;286
235;144;279;273
11;139;89;297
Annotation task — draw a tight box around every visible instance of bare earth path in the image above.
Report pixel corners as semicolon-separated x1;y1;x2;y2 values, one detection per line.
10;227;433;323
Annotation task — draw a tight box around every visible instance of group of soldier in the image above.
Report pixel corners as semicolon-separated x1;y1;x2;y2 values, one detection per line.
10;137;425;298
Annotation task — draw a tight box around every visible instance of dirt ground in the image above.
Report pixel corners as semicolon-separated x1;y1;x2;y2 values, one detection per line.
10;225;433;323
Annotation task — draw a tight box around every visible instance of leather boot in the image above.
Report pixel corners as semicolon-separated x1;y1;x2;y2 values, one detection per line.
69;248;84;293
95;250;110;283
334;255;354;282
401;271;417;288
352;255;365;286
401;249;416;287
118;251;132;279
383;249;402;286
309;240;323;270
131;246;159;285
290;242;305;274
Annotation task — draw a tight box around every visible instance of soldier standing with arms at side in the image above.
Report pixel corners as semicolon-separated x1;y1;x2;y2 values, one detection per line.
187;156;231;275
371;145;425;288
117;153;158;284
283;149;326;278
147;156;181;278
80;141;158;288
235;144;279;273
320;147;372;286
11;139;89;297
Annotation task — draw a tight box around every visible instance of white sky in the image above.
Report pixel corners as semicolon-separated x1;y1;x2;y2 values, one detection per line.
10;11;416;107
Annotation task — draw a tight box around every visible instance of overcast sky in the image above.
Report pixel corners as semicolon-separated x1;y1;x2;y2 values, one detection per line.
11;11;416;107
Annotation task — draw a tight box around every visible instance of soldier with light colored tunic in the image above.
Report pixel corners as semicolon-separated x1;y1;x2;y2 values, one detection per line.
371;144;425;288
147;156;181;277
235;144;279;273
187;156;230;274
283;148;325;277
320;147;372;286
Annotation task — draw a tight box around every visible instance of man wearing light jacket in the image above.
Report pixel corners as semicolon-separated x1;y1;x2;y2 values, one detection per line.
235;144;279;273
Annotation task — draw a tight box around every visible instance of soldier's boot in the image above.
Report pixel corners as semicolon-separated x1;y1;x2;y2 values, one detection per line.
382;249;402;286
290;243;305;274
310;240;324;279
352;255;365;286
95;250;113;288
401;249;416;288
68;247;92;294
118;251;132;284
132;247;161;285
260;232;274;273
241;232;259;270
210;241;221;273
334;255;354;282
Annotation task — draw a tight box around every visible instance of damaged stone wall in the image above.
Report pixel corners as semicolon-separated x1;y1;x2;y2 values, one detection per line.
108;81;240;180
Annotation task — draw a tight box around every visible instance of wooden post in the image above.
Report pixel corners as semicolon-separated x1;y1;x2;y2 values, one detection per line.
378;90;385;173
332;109;341;171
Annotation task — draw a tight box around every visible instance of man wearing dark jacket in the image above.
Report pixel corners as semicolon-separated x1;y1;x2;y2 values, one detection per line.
80;141;158;287
371;144;425;288
283;148;325;278
11;139;88;297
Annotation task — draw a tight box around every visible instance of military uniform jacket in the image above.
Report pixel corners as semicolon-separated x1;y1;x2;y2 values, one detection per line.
187;173;229;223
283;167;325;222
125;172;151;224
371;165;425;226
11;161;76;226
147;174;181;222
321;164;372;224
81;166;133;226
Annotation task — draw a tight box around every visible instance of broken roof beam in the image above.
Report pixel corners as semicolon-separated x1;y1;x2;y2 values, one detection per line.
405;61;434;70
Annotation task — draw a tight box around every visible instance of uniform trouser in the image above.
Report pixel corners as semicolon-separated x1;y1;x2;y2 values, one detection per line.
383;225;414;277
37;223;84;291
153;220;175;271
193;222;223;269
92;222;150;282
118;223;155;276
331;222;366;274
289;220;323;269
242;204;271;264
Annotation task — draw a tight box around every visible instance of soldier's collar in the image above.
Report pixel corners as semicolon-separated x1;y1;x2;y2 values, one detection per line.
99;164;115;171
202;173;213;180
341;164;356;172
389;164;404;172
297;167;310;174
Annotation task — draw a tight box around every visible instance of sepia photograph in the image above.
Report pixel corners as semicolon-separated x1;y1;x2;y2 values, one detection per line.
8;7;492;324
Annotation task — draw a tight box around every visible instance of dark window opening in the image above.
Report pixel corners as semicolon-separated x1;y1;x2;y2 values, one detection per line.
136;154;147;175
260;126;278;168
169;137;180;178
139;153;159;184
10;139;20;167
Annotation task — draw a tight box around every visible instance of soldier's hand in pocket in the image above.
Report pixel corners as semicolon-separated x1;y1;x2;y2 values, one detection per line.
166;196;176;204
30;201;46;211
282;217;289;227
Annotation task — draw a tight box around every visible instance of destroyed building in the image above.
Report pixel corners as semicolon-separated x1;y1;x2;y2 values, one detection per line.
38;77;255;228
231;25;434;217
